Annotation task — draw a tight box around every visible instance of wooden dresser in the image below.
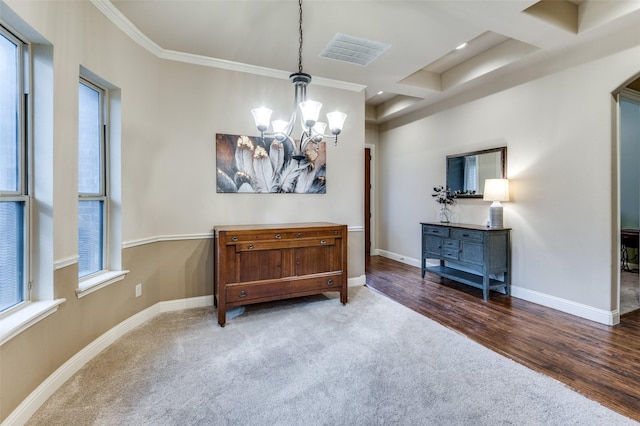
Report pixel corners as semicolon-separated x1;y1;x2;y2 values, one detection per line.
421;222;511;300
213;222;348;326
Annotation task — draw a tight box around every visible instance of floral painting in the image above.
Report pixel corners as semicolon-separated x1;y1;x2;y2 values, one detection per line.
216;133;326;193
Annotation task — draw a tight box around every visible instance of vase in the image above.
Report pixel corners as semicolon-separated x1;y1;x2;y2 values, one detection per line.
438;204;452;223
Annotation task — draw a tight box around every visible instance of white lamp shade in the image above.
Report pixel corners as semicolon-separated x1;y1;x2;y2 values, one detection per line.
271;119;289;135
483;179;509;202
312;121;326;142
299;100;322;128
327;111;347;135
312;121;327;134
251;107;272;132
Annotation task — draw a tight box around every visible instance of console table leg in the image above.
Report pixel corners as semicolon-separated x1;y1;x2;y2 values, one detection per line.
483;275;489;301
217;308;226;327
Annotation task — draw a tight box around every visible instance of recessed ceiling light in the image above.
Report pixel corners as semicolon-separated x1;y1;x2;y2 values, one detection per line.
377;91;384;95
455;42;468;50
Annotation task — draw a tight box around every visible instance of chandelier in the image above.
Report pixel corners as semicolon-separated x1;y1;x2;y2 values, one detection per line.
250;0;347;162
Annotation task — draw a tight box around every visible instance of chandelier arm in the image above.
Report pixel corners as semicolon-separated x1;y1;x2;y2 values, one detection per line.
285;112;297;138
282;133;301;156
257;131;300;155
300;130;317;153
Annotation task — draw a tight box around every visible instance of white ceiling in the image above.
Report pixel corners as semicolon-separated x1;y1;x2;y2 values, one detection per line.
106;0;640;123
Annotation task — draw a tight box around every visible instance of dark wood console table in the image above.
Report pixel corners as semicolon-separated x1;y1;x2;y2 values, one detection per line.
421;222;511;300
213;222;348;326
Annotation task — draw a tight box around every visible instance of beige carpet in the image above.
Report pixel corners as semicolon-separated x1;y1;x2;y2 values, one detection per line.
26;286;637;425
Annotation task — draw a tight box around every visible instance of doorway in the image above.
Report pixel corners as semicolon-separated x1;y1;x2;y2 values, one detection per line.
365;147;371;256
619;85;640;316
364;145;376;257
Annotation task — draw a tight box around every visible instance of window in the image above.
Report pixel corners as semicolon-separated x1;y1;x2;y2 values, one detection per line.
0;26;29;314
78;79;107;278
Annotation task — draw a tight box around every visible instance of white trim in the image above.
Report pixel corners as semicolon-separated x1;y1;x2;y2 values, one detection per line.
90;0;163;56
53;255;79;270
0;299;66;347
159;49;364;92
511;286;618;326
377;249;421;268
122;229;362;249
89;0;365;93
620;88;640;103
348;275;366;287
122;233;213;249
159;295;213;312
1;295;213;426
76;270;129;298
376;251;617;325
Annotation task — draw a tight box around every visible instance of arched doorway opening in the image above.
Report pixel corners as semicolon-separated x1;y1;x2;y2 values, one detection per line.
616;74;640;320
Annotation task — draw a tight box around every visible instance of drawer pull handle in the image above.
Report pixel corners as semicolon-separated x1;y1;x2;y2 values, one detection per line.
275;234;281;239
320;239;326;244
327;279;334;286
239;290;247;298
231;236;238;242
247;244;254;249
462;234;469;237
297;233;303;238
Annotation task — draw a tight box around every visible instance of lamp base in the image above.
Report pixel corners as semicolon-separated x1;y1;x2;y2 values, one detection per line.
488;205;503;229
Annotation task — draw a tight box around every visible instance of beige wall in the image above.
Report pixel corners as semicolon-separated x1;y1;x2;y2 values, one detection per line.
0;0;365;422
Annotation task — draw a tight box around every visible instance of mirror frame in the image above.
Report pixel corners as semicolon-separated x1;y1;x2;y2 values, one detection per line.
446;146;507;199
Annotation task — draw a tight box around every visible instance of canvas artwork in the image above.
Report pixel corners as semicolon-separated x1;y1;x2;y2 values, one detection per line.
216;133;327;193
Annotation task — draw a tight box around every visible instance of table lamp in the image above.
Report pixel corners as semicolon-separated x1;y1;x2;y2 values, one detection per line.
483;178;509;229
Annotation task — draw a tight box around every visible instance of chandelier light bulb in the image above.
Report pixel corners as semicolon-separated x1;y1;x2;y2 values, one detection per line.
327;111;347;135
251;107;272;133
312;122;327;142
299;100;322;128
271;119;289;141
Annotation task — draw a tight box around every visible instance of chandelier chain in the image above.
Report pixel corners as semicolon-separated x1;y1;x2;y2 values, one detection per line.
298;0;303;74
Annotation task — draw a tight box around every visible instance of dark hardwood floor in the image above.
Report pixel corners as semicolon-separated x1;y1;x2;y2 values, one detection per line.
365;255;640;422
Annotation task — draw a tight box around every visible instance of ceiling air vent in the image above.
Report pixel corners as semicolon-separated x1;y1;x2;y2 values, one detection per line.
319;33;391;66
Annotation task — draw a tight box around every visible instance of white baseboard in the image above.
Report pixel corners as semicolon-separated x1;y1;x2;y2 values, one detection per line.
375;250;617;326
349;275;366;287
510;286;618;326
376;249;421;268
2;295;213;426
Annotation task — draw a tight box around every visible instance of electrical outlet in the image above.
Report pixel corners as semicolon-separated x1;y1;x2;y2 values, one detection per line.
135;283;142;297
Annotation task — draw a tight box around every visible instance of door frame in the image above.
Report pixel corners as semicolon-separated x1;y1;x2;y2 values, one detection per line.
365;144;377;255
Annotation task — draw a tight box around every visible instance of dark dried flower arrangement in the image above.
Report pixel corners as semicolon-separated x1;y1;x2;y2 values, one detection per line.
432;186;457;205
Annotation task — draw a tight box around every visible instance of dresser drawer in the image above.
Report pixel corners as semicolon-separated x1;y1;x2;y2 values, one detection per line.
293;274;343;293
234;237;336;252
442;241;460;260
423;226;450;237
451;228;483;242
221;228;343;244
226;281;291;303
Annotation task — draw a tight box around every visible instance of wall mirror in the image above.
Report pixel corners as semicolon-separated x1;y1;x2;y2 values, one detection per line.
446;147;507;198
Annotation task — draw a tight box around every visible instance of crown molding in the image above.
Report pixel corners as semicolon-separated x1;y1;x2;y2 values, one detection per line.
90;0;365;93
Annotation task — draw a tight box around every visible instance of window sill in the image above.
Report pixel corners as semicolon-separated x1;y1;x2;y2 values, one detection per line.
76;270;129;298
0;299;66;347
